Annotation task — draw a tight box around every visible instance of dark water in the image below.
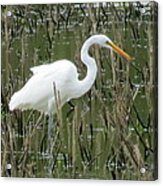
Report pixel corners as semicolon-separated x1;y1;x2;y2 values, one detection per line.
1;2;158;180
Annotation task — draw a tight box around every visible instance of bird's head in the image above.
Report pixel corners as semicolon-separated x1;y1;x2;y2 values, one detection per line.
94;34;134;61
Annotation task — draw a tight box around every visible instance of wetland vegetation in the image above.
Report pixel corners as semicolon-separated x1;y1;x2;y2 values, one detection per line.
1;2;158;180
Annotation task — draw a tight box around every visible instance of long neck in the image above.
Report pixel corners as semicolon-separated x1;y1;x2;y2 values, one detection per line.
77;38;97;97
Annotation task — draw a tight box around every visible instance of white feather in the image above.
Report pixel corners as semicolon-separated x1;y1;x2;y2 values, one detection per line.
9;35;128;115
9;60;79;114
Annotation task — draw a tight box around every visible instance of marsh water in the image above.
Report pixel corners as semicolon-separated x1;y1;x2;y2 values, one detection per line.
1;2;158;180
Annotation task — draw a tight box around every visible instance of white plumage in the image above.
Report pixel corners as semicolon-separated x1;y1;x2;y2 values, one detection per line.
9;60;79;114
9;34;132;115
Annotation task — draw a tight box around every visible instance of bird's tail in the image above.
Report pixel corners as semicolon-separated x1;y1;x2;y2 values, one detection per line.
9;91;23;111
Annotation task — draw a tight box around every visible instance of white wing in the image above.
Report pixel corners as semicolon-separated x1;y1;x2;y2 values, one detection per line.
30;64;52;74
30;61;58;75
9;60;79;114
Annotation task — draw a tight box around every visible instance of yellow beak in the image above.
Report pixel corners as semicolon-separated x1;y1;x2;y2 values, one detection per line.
108;42;134;61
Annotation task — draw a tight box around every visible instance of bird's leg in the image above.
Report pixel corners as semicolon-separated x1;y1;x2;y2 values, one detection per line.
47;111;54;177
48;112;53;153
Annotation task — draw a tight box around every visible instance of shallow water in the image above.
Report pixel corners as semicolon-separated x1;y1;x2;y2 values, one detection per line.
1;2;157;180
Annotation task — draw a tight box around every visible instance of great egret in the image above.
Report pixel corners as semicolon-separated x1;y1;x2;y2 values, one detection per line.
9;34;132;114
9;34;132;176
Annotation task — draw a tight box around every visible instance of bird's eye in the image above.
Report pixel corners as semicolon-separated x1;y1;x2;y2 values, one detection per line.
106;41;112;46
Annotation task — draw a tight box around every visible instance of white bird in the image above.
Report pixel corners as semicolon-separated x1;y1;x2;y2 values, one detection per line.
9;34;132;115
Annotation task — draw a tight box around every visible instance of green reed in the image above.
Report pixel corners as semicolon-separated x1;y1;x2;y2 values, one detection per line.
1;2;158;180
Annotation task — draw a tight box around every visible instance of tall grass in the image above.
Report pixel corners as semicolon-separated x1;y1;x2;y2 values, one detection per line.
1;2;158;180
